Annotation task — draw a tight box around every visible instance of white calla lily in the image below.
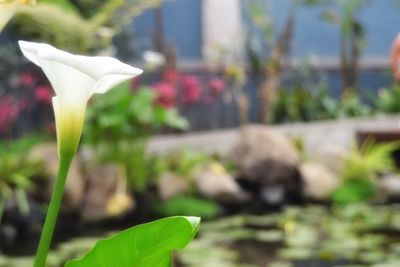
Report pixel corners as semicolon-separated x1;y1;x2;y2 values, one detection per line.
18;40;143;156
0;0;35;32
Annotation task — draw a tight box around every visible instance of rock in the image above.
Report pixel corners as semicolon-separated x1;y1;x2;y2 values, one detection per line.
231;125;302;204
260;185;285;205
378;173;400;199
28;143;85;212
106;193;135;218
300;162;340;200
310;145;348;175
232;125;300;182
1;198;43;247
158;172;190;200
0;224;17;248
82;163;134;221
193;162;250;203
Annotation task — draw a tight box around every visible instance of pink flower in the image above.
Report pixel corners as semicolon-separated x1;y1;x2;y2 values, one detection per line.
153;82;177;108
34;85;53;105
0;95;20;133
209;77;225;96
162;69;180;84
182;75;202;103
18;72;37;87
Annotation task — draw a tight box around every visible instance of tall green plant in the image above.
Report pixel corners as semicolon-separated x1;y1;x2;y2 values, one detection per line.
0;137;44;221
308;0;368;93
17;40;199;267
245;0;295;121
85;83;188;190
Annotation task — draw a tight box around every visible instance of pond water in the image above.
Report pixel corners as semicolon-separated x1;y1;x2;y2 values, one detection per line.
178;204;400;267
2;204;400;267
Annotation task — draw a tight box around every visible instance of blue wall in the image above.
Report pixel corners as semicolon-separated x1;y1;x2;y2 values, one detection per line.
131;0;400;61
131;0;202;60
269;0;400;58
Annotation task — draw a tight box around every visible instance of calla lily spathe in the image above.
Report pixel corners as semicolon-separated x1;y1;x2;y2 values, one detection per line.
0;0;35;32
19;41;143;156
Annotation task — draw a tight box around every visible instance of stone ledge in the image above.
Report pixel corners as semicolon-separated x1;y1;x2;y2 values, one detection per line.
147;115;400;155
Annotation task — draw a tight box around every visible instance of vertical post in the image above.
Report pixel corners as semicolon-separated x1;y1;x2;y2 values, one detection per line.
202;0;243;63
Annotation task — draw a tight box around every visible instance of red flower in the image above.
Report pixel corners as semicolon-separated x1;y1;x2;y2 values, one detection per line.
34;85;53;105
162;69;180;84
153;82;177;108
182;75;202;103
0;95;20;133
209;77;225;96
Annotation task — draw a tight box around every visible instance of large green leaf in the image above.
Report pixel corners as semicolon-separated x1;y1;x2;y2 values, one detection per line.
331;179;375;204
65;216;200;267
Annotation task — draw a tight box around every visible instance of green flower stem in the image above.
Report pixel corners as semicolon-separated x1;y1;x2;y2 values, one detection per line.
0;198;4;224
34;153;73;267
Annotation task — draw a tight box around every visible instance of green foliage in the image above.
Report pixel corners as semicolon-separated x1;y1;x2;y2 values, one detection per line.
374;84;400;113
0;137;44;218
268;87;328;123
291;136;307;161
85;83;187;153
246;0;273;41
9;205;400;266
331;140;399;204
269;87;371;124
335;92;372;118
69;0;105;18
274;205;400;265
322;0;367;91
155;150;212;179
338;0;368;34
84;83;188;191
90;0;161;31
39;0;79;13
11;0;161;53
331;179;375;204
155;196;220;219
342;140;399;181
12;4;94;53
85;83;187;145
270;87;333;123
65;216;200;267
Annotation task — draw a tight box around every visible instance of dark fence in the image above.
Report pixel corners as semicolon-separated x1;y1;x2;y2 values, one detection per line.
177;69;393;132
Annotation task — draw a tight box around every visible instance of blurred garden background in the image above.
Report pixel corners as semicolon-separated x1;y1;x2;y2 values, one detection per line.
4;0;400;266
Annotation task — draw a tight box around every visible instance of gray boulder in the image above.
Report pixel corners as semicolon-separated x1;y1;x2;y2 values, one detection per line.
310;144;348;175
300;162;339;200
193;162;250;203
82;163;135;221
158;172;190;200
232;125;299;182
378;173;400;200
231;126;302;204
